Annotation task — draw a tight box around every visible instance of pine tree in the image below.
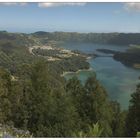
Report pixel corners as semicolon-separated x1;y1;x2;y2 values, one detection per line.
14;61;80;137
84;76;113;137
110;101;126;137
65;77;89;130
66;76;114;137
125;83;140;137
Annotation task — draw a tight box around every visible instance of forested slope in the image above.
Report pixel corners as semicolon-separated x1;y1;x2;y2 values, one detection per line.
0;31;140;137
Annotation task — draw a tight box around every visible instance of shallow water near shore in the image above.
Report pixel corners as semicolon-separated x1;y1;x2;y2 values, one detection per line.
64;69;96;84
61;42;140;110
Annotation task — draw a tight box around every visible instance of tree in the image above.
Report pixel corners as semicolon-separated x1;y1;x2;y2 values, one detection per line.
110;101;126;137
84;76;113;137
11;60;80;137
125;83;140;137
0;68;12;124
65;77;89;130
66;76;114;137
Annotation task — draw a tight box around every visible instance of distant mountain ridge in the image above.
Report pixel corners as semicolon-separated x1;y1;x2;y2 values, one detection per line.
1;31;140;45
32;31;140;45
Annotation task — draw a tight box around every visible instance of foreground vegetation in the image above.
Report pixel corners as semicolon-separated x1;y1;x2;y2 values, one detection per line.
0;60;140;137
0;31;140;137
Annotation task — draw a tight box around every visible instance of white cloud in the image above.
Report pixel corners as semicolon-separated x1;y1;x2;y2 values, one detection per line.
38;2;86;8
0;2;27;6
124;3;140;12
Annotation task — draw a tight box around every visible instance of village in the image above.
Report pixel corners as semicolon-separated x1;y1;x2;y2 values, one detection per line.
28;45;85;61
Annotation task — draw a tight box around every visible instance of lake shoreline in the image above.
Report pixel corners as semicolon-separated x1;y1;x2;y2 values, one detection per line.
61;67;94;77
60;54;95;77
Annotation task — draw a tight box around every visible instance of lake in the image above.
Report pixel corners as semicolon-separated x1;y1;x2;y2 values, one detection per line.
61;42;140;110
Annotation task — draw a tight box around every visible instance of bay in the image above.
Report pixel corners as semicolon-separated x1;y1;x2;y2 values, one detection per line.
61;42;140;110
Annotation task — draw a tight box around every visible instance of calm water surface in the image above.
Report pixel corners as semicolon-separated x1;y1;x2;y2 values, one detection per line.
61;42;140;109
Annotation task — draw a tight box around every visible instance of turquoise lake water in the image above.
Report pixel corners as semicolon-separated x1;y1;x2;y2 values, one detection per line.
61;42;140;110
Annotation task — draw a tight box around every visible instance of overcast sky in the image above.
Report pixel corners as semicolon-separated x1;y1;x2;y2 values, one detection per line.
0;2;140;33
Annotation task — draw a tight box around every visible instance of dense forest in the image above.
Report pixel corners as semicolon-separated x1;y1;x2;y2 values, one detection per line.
0;31;140;137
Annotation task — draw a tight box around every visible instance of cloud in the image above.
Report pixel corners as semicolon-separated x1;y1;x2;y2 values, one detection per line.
0;2;27;6
38;2;86;8
124;3;140;12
